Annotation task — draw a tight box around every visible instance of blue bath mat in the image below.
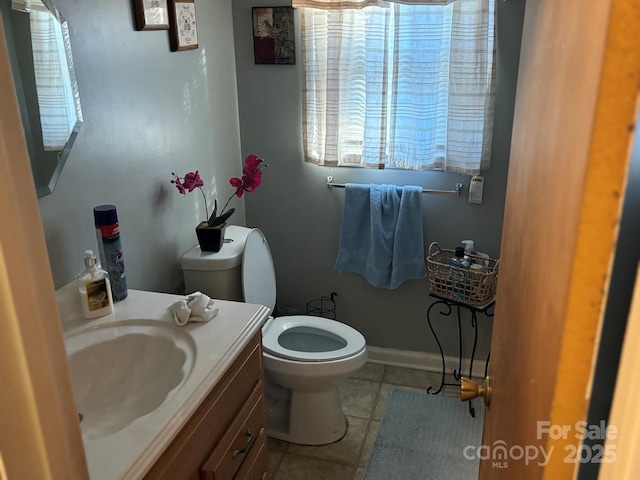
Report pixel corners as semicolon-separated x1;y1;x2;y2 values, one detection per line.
365;387;484;480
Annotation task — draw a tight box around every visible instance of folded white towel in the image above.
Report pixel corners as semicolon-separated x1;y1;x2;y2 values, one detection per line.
169;291;219;326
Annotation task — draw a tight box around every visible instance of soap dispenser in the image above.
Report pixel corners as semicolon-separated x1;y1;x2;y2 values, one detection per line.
77;250;114;319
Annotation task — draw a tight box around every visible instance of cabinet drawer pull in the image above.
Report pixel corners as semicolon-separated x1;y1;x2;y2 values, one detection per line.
232;427;253;458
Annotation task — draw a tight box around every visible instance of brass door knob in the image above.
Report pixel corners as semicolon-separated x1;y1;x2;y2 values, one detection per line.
460;376;492;406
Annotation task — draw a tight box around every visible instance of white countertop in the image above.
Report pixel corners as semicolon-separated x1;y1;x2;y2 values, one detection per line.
56;282;270;480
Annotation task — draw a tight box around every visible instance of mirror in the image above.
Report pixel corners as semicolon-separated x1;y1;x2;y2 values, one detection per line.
1;0;83;197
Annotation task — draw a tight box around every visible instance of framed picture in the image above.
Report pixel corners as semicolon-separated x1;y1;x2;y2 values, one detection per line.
133;0;170;31
252;7;295;65
168;0;199;51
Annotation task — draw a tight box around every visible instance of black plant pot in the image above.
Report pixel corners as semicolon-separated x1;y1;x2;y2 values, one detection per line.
195;223;226;252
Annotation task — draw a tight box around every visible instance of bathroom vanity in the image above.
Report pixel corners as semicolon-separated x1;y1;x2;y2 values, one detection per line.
143;331;268;479
57;284;271;480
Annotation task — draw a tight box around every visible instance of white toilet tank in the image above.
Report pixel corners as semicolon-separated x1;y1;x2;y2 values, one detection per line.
181;225;252;301
181;226;277;313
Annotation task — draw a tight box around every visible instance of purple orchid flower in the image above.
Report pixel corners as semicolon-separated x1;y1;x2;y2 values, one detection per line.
172;155;266;227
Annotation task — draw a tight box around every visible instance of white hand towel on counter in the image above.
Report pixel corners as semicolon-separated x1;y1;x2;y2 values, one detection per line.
169;291;219;326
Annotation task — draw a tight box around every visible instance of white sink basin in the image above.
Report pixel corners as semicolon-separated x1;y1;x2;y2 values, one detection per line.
64;320;196;439
57;285;270;480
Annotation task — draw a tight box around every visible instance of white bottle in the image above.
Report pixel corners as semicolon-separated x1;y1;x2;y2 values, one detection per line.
461;240;474;264
77;250;114;319
462;239;491;268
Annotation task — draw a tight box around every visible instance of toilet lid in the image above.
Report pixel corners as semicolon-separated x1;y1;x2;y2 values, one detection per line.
262;315;366;362
242;228;277;312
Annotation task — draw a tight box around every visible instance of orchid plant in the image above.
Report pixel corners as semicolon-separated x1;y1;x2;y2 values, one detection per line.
172;154;265;228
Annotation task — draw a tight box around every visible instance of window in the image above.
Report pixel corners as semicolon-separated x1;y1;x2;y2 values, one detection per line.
294;0;495;174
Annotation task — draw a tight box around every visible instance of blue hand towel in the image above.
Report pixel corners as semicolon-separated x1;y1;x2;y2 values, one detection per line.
335;183;426;289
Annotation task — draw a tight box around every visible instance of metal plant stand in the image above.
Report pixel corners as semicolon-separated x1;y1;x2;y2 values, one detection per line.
426;294;495;417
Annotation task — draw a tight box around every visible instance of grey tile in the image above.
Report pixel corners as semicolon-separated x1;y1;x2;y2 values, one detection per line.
427;371;463;398
383;366;432;389
442;383;461;399
354;468;366;480
287;416;368;466
424;369;450;391
274;454;355;480
445;372;459;384
268;436;289;454
340;378;380;419
372;383;392;421
268;450;283;478
358;420;380;468
350;362;385;382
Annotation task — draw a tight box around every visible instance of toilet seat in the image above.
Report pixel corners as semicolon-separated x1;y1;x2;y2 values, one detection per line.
241;229;365;362
242;229;277;312
263;315;366;362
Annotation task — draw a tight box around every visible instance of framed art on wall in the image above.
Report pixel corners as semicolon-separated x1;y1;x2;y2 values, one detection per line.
133;0;170;31
168;0;199;51
252;7;295;65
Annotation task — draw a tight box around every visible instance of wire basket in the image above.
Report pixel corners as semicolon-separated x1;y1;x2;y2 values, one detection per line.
306;292;337;319
426;242;500;308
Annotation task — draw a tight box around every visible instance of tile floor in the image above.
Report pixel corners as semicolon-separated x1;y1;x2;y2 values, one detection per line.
267;363;460;480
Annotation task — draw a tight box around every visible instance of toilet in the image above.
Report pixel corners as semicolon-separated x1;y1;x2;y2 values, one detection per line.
181;225;367;445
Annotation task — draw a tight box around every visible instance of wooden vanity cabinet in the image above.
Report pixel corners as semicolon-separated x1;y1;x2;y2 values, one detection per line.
143;331;269;480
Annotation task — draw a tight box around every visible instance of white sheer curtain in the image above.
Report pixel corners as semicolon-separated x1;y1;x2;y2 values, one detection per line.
295;0;495;174
28;4;79;151
293;0;456;8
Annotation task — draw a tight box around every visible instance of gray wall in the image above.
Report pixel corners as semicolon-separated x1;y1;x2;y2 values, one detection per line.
25;0;526;359
34;0;245;294
233;0;525;357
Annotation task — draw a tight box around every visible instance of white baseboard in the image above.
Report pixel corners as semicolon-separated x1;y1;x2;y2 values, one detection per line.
366;345;488;378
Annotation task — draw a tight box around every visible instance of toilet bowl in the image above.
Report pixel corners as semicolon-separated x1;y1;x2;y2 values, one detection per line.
181;225;367;445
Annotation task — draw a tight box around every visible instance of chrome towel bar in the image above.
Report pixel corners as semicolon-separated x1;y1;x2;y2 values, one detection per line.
326;177;463;196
